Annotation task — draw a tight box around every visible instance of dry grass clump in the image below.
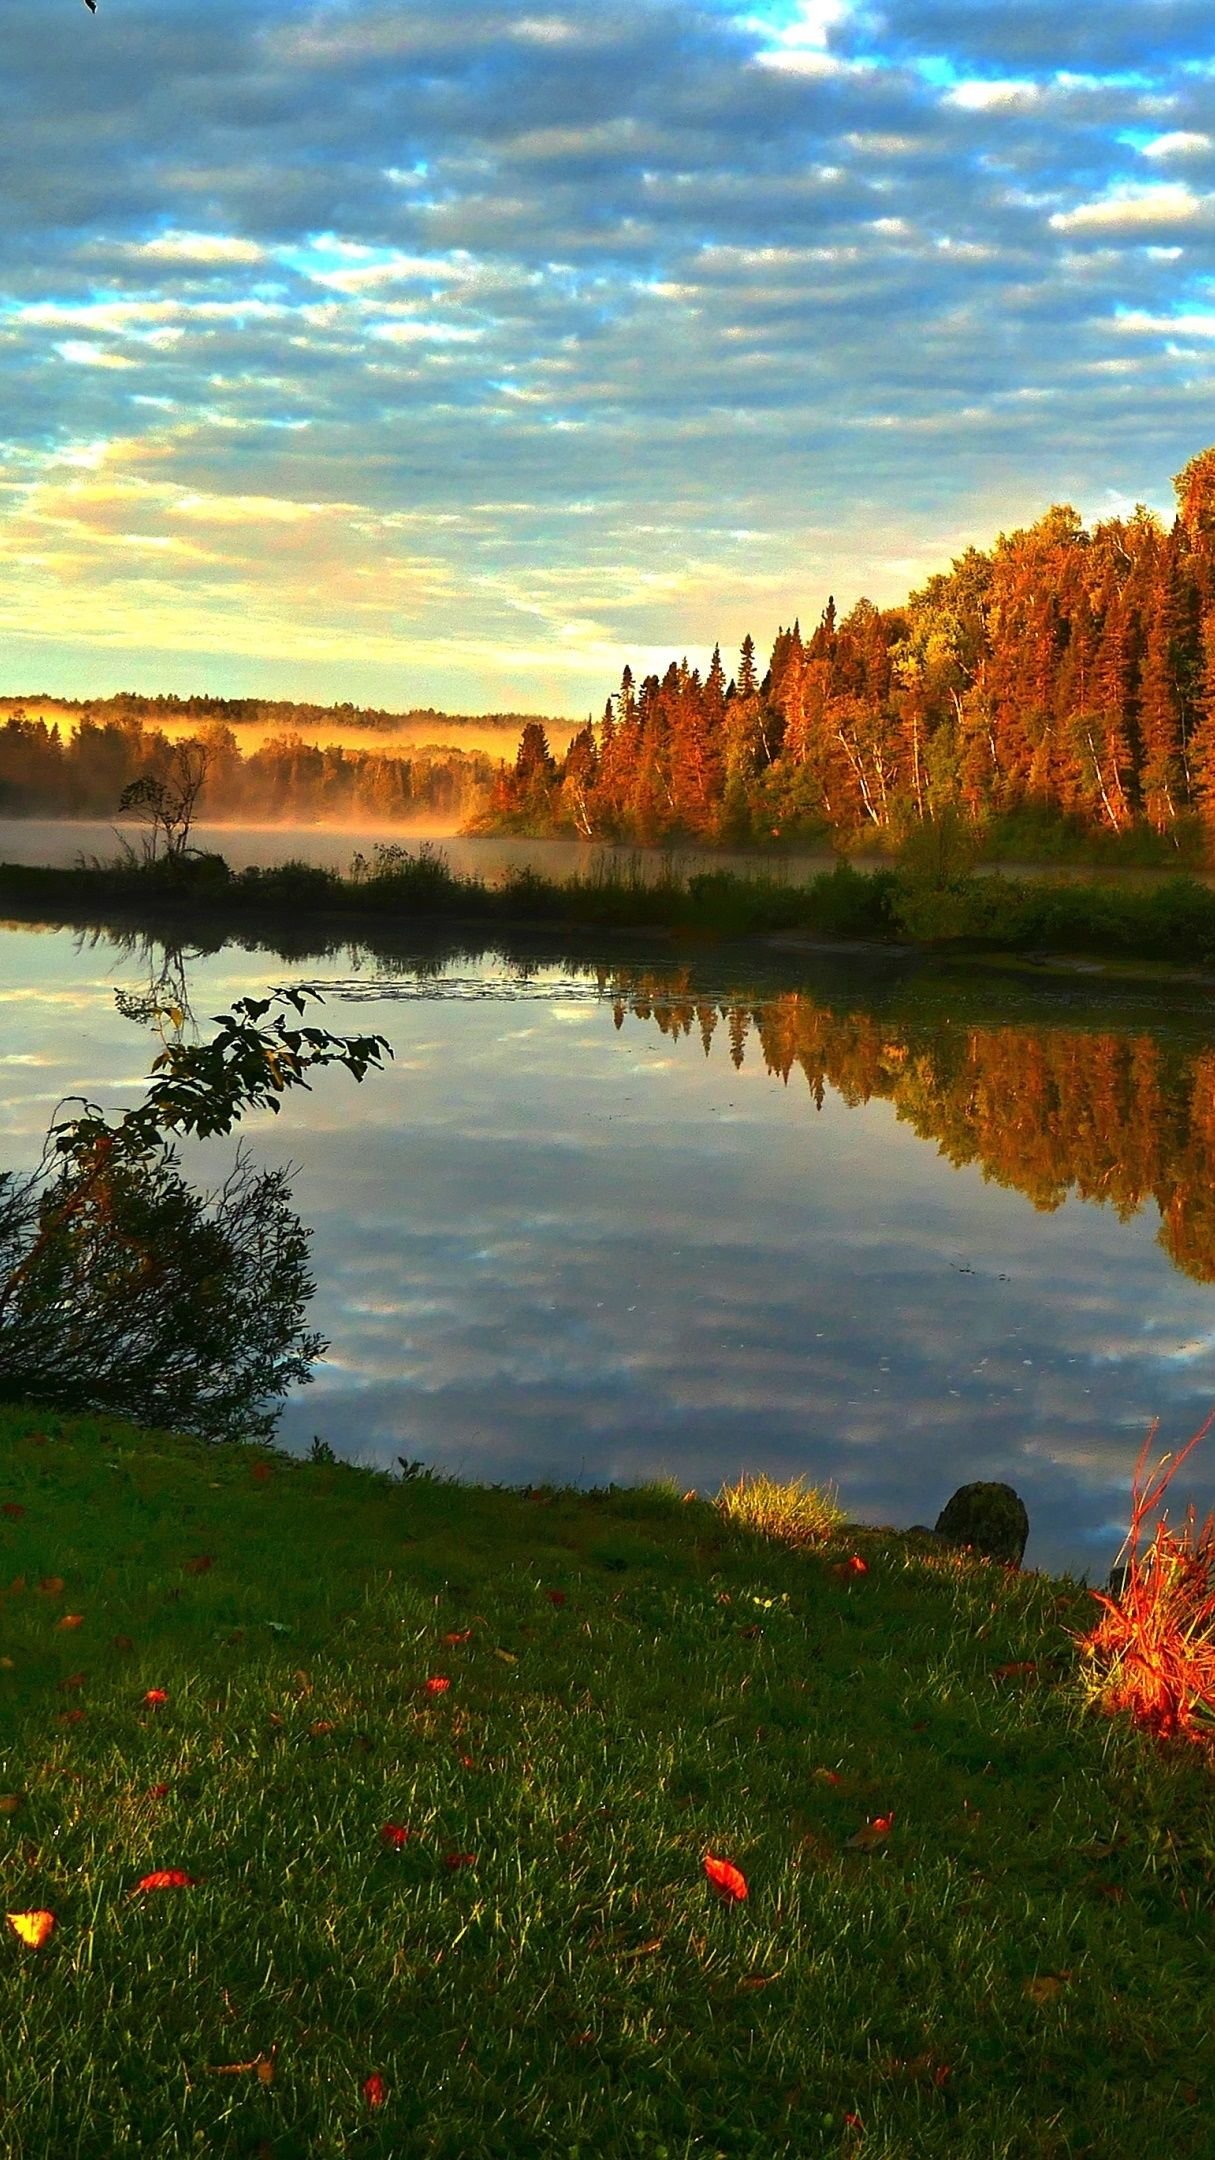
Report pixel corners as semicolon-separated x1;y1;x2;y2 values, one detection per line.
1077;1410;1215;1742
714;1469;845;1549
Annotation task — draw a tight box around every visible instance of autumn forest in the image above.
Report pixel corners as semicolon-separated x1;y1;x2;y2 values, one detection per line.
494;443;1215;851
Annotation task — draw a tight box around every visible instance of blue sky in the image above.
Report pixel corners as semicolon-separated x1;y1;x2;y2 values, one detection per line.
4;0;1215;714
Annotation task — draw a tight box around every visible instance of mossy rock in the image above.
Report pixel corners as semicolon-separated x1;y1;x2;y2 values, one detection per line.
933;1481;1029;1566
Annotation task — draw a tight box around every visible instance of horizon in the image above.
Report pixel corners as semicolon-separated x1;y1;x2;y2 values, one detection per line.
5;2;1215;710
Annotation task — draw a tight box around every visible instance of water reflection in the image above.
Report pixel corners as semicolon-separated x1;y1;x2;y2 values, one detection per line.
3;914;1215;1580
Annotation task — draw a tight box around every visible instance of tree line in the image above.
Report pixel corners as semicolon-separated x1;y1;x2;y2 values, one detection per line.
490;442;1215;849
0;716;495;824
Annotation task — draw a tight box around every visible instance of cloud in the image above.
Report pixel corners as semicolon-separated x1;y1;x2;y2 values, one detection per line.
2;0;1215;708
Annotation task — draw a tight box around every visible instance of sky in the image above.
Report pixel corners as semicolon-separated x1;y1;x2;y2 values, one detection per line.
4;0;1215;715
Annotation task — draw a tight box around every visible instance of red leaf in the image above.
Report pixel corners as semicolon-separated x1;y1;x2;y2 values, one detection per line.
183;1555;215;1575
56;1708;85;1725
55;1614;84;1631
379;1822;412;1848
441;1627;473;1645
143;1688;169;1707
833;1556;869;1578
1;1503;25;1519
545;1589;567;1606
443;1851;477;1870
847;1812;894;1851
112;1634;135;1652
37;1577;64;1595
992;1660;1038;1681
703;1852;748;1901
146;1783;171;1800
134;1869;197;1892
250;1463;272;1482
363;2073;387;2109
422;1675;450;1697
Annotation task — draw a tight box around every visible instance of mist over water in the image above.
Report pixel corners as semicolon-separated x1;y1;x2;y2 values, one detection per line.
3;902;1215;1582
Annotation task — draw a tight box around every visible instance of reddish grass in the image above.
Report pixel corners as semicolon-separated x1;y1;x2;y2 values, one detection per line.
1077;1410;1215;1741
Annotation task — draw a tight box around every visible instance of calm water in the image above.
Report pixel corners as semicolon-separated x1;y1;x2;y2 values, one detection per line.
5;893;1215;1583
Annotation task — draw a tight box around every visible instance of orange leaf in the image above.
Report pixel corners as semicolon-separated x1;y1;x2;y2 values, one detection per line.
363;2073;387;2109
443;1851;477;1870
847;1812;894;1851
56;1614;84;1631
250;1464;272;1482
307;1720;335;1738
0;1795;22;1815
703;1852;748;1901
37;1577;64;1596
1025;1973;1069;2006
134;1869;197;1892
208;2052;275;2083
441;1628;473;1646
379;1823;412;1848
143;1689;169;1707
422;1675;450;1696
992;1660;1039;1681
6;1909;55;1948
812;1767;843;1786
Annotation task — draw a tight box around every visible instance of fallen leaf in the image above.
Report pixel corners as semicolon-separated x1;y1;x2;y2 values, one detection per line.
9;1578;26;1595
208;2052;275;2084
146;1783;171;1800
6;1909;55;1948
493;1648;517;1665
0;1656;14;1669
143;1688;168;1708
55;1614;84;1631
133;1870;198;1892
379;1822;412;1848
847;1812;894;1851
441;1627;473;1645
704;1852;748;1901
37;1577;64;1596
1094;1880;1126;1904
992;1660;1039;1681
0;1795;22;1814
443;1851;477;1870
545;1590;567;1607
422;1675;451;1696
56;1709;85;1725
833;1556;869;1578
307;1720;335;1738
250;1464;272;1482
183;1555;215;1575
111;1635;134;1652
1;1503;25;1519
812;1767;843;1786
58;1673;86;1691
737;1972;779;1990
363;2073;387;2109
1025;1973;1070;2006
616;1937;664;1960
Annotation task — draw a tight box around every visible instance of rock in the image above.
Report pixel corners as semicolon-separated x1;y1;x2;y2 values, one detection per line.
933;1482;1029;1566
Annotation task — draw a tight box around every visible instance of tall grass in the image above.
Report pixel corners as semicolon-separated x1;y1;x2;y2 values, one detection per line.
1077;1411;1215;1741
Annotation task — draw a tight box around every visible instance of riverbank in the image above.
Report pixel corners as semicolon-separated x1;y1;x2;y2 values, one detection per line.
6;847;1215;976
2;1407;1213;2156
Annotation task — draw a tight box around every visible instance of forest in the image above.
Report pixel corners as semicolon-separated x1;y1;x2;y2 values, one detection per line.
489;443;1215;853
0;715;495;825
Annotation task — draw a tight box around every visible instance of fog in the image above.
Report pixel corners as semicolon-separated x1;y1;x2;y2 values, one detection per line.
0;700;582;762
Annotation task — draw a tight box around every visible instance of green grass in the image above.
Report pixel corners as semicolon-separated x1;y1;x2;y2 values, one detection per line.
2;1408;1215;2157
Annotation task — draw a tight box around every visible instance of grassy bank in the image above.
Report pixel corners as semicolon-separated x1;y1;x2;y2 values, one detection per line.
7;845;1215;970
2;1409;1214;2156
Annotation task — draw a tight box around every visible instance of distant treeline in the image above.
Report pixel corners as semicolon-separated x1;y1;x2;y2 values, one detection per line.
0;716;495;824
0;692;563;736
489;440;1215;853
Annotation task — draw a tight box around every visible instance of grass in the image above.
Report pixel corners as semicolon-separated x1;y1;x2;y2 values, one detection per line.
3;1411;1215;2155
9;840;1215;971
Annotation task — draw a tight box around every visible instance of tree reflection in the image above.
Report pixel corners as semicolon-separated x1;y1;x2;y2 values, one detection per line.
596;964;1215;1283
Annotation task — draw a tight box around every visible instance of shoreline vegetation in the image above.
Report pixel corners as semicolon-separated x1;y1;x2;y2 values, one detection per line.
7;840;1215;974
2;1405;1215;2155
